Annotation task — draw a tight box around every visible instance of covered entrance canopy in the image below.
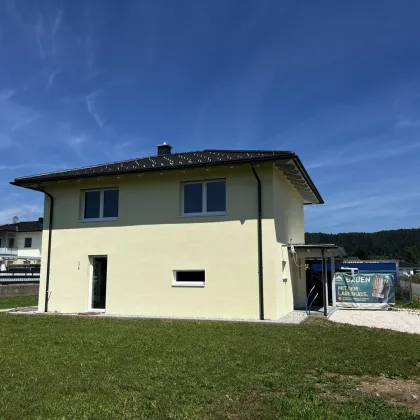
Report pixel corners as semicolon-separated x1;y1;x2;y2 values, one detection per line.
287;244;347;316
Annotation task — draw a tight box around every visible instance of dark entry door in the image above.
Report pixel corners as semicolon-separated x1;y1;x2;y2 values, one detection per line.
91;257;107;310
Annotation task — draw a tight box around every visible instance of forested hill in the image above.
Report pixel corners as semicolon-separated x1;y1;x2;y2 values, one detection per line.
305;229;420;262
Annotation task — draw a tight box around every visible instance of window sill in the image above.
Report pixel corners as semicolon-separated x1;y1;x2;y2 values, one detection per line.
80;218;118;223
172;282;205;288
180;212;226;218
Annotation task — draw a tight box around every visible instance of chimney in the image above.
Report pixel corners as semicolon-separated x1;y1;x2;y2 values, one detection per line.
157;142;172;156
39;217;44;225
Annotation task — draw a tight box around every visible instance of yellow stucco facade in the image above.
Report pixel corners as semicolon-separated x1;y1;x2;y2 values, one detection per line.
38;162;307;319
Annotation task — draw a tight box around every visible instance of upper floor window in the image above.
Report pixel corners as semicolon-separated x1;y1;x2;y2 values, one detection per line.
24;238;32;248
82;188;119;221
8;237;15;248
182;180;226;216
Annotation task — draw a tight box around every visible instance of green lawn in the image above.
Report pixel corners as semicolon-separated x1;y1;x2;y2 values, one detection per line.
0;295;38;310
0;315;419;419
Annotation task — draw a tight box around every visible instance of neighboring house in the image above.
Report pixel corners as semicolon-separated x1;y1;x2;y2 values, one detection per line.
399;261;420;276
0;219;43;267
11;144;324;320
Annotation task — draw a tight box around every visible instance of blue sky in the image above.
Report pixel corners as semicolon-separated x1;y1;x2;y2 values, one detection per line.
1;0;420;233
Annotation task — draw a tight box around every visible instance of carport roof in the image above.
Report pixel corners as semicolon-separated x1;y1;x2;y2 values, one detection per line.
287;244;347;258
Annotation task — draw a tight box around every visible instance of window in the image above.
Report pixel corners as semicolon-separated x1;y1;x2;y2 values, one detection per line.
182;180;226;216
8;238;14;248
82;189;119;221
24;238;32;248
173;270;205;287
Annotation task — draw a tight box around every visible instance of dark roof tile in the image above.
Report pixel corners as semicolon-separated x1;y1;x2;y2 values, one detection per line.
0;220;42;232
11;149;323;204
13;150;294;184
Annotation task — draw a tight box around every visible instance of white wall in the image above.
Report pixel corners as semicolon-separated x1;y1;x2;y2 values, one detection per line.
35;162;307;319
273;167;306;314
16;231;42;258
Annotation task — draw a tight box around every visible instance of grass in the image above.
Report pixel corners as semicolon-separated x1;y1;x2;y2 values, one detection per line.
0;295;38;310
399;297;420;310
0;315;419;419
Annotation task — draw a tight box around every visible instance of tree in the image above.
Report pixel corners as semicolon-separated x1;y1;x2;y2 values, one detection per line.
305;228;420;262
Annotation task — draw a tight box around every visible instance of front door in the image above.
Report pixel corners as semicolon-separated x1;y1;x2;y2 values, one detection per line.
90;256;108;311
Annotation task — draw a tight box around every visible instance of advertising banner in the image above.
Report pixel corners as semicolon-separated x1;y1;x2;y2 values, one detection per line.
334;273;395;306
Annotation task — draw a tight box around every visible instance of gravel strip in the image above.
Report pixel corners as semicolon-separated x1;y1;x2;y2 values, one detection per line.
276;311;308;324
8;307;309;324
330;309;420;334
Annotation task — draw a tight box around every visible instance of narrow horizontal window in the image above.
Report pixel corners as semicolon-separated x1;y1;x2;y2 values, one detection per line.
173;270;205;287
182;180;226;216
82;188;119;221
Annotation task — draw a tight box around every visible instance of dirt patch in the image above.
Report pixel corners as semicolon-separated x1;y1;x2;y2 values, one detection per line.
318;392;347;403
223;391;286;420
357;376;420;412
312;372;420;412
303;317;333;327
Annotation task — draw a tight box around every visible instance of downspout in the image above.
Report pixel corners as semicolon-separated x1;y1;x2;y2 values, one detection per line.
251;163;264;320
22;186;54;313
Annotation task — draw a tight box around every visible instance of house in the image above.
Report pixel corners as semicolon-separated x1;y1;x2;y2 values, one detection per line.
0;219;43;269
11;144;324;320
399;261;420;276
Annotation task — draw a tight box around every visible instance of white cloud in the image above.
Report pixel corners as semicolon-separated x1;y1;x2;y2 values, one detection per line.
0;134;12;149
0;90;16;101
68;134;89;160
0;163;65;171
85;91;106;128
306;188;420;233
36;14;45;59
306;140;420;170
52;9;64;53
47;66;61;89
0;204;43;225
0;90;40;142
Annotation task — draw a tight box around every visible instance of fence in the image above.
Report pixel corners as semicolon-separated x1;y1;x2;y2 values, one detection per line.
0;272;40;285
396;275;420;305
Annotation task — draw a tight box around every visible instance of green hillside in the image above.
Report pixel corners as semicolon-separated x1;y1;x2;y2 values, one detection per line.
305;229;420;262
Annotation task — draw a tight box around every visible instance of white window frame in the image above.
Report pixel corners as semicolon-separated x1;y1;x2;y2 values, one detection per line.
81;188;119;222
181;179;226;217
88;255;107;312
172;270;205;287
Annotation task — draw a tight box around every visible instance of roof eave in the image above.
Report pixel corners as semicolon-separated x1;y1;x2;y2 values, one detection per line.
292;156;324;205
12;154;296;186
11;153;324;205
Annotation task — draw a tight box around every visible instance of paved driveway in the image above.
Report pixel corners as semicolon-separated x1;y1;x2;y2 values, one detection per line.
400;280;420;296
330;309;420;334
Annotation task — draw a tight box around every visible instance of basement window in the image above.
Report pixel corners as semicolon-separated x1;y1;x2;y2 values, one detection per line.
82;188;119;221
172;270;205;287
181;180;226;216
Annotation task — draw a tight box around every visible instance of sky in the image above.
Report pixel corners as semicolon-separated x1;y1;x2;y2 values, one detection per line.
0;0;420;233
